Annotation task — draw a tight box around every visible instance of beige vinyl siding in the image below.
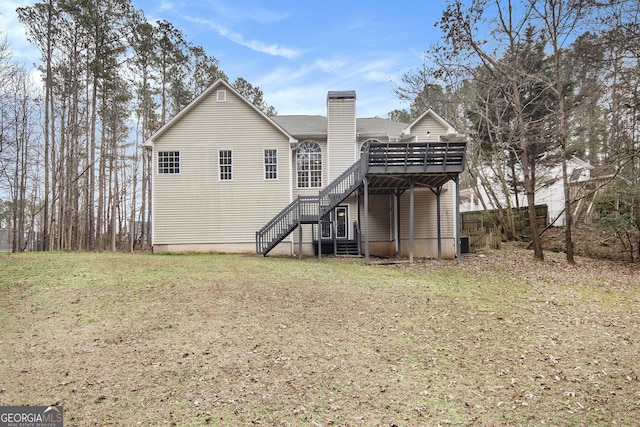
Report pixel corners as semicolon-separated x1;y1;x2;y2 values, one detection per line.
153;88;291;245
365;194;393;242
407;116;448;141
327;99;356;181
399;183;455;239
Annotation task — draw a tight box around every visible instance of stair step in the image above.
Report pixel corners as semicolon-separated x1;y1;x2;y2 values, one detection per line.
257;157;365;256
335;241;361;257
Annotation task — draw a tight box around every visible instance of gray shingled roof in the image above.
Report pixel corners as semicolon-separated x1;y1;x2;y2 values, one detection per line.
356;117;407;139
272;115;408;140
271;115;327;137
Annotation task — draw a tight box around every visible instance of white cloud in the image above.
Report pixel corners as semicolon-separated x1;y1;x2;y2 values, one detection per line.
185;16;300;59
258;65;313;87
312;58;348;74
265;82;406;119
266;85;328;115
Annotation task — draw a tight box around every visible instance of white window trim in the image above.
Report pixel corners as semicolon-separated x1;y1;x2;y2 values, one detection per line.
219;149;233;181
360;139;381;157
264;149;278;181
157;151;180;174
296;140;322;188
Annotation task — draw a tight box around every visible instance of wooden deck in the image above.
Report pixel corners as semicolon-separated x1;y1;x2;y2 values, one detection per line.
365;141;466;191
256;141;467;256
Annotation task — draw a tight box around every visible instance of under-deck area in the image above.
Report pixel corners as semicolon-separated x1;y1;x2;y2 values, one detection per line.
256;141;467;263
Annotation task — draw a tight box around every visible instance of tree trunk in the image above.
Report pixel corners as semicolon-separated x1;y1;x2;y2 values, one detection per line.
512;82;543;260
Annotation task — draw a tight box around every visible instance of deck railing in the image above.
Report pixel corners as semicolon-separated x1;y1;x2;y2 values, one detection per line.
318;156;368;216
256;159;366;256
256;141;467;256
367;141;466;173
255;195;319;255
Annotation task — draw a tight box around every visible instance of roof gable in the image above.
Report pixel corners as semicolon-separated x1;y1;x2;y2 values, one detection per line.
145;79;296;146
402;108;459;137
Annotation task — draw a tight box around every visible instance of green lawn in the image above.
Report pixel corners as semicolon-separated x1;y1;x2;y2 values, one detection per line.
1;249;638;426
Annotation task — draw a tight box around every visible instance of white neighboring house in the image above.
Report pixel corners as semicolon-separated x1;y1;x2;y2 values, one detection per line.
461;156;592;226
0;230;9;252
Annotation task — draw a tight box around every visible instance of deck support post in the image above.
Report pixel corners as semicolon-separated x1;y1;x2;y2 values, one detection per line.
431;186;443;260
364;176;370;265
409;177;415;264
298;201;303;259
437;187;442;260
318;215;322;260
332;210;337;255
396;190;402;257
454;174;462;259
356;190;361;255
298;221;303;259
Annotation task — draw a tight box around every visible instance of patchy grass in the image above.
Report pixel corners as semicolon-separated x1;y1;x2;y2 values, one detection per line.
0;247;639;426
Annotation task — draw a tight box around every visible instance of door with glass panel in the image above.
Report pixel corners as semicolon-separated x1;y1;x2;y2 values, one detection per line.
321;206;348;239
335;206;348;239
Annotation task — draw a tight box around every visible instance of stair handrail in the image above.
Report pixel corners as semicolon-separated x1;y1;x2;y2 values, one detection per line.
256;195;320;254
257;142;467;256
318;155;368;216
256;154;368;256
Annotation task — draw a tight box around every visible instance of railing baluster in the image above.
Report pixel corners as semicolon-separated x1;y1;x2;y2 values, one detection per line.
257;141;466;255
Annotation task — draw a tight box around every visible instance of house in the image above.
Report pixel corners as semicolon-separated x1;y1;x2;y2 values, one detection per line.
146;79;467;261
461;156;593;226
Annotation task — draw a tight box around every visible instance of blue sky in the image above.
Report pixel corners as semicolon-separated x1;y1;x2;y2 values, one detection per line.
1;0;447;117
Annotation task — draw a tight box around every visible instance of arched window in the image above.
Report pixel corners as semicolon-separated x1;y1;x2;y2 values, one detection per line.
360;139;381;157
297;140;322;188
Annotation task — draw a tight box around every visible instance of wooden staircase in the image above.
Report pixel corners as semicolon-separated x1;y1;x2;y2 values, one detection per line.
335;240;360;257
256;156;367;256
255;141;467;257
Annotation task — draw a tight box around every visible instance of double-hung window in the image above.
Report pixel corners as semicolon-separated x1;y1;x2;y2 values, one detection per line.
219;150;232;180
158;151;180;174
264;149;278;180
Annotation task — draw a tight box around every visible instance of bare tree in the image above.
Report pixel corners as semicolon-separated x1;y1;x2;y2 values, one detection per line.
0;37;41;253
17;0;58;251
431;0;551;258
530;0;595;263
12;0;276;253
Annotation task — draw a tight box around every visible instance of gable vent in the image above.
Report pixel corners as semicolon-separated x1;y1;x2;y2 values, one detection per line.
217;90;226;102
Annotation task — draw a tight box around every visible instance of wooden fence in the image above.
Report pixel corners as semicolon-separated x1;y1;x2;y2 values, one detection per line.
461;205;548;252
